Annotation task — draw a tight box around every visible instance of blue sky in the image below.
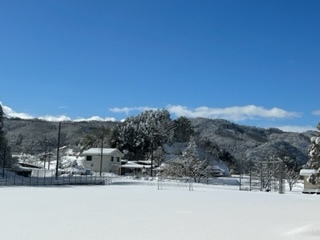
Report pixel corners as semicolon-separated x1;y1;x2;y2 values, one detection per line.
0;0;319;132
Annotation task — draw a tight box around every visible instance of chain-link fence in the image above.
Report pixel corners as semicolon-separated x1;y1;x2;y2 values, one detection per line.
0;168;111;186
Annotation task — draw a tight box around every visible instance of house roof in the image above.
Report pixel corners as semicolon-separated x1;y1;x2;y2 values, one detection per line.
300;169;316;176
121;161;151;169
82;148;123;156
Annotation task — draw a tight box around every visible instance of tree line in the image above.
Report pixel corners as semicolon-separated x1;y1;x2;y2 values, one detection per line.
1;104;320;188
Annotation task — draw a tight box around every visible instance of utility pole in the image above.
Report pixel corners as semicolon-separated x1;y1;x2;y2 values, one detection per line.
150;139;153;178
2;142;6;178
44;139;47;169
48;144;51;170
99;135;104;176
55;122;61;179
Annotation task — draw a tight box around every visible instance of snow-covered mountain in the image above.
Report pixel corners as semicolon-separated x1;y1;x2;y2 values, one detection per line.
190;118;316;166
3;117;316;168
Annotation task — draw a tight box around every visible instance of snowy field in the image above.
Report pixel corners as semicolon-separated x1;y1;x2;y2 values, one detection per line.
0;179;319;240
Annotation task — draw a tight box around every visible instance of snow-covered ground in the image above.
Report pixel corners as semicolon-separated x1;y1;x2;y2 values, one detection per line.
0;179;319;240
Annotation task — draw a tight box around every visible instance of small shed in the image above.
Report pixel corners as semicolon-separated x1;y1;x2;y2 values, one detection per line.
82;148;123;174
300;169;320;194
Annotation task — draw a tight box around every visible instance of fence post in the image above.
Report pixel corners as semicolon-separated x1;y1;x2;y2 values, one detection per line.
188;177;193;191
157;176;160;190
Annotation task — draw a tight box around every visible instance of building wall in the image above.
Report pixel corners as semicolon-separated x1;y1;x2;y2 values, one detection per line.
303;177;320;193
84;152;121;174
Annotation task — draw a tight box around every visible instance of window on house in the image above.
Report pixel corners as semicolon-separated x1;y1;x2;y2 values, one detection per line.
111;156;114;162
116;157;120;162
86;156;92;161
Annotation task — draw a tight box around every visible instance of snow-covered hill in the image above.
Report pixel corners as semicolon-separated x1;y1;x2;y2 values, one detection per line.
3;117;316;169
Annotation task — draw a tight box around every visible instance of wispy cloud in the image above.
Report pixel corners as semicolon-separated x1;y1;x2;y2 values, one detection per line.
312;110;320;116
167;105;300;121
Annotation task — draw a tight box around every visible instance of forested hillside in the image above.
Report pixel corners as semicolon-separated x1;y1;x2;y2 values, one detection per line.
3;118;117;155
190;118;315;166
2;115;317;170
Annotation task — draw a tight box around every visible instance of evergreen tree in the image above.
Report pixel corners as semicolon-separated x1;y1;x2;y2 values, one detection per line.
0;105;5;168
307;123;320;184
173;116;194;142
111;109;174;160
0;105;13;172
0;105;4;146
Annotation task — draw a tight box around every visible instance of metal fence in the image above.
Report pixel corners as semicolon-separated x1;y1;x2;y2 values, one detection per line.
0;168;111;186
156;176;194;191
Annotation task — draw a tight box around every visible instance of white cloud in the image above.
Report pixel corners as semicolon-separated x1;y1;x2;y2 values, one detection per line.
312;110;320;116
1;103;34;119
110;106;157;115
111;104;300;121
166;104;300;121
1;102;115;122
275;125;316;133
38;115;72;122
74;116;116;122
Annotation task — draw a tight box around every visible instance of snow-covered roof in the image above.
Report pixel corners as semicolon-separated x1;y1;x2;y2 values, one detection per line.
300;169;316;176
82;148;123;156
121;161;151;169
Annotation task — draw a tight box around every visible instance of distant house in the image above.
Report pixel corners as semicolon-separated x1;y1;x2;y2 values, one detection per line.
13;162;43;177
300;169;320;194
82;148;123;174
120;160;153;176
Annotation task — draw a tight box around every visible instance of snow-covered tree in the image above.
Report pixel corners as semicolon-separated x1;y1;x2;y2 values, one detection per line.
0;105;13;172
284;167;300;191
280;155;300;191
173;116;194;142
249;154;300;191
162;137;213;182
307;123;320;185
111;109;174;160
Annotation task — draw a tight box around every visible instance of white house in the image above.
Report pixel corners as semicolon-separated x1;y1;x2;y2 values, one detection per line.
82;148;123;174
300;169;320;194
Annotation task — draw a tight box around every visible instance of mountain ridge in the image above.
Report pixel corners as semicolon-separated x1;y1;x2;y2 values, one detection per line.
3;117;316;167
